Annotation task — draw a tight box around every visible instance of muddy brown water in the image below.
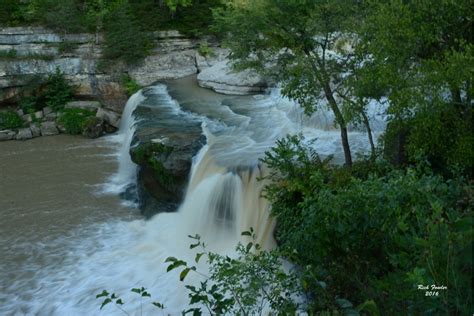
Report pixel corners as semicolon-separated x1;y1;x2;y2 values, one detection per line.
0;135;139;313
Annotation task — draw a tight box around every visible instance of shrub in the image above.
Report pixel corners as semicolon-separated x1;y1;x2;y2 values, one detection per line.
262;135;473;314
0;110;23;130
0;49;17;59
101;3;153;68
58;108;95;134
121;74;142;97
19;96;39;113
57;41;78;54
165;230;303;315
42;68;75;111
197;42;214;57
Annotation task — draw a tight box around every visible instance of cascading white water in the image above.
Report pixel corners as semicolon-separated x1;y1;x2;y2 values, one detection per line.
102;91;145;197
1;78;387;315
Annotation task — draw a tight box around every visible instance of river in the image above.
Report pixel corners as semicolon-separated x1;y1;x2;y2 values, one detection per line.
0;76;385;315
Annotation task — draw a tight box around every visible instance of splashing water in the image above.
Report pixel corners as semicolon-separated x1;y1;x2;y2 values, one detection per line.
0;77;386;315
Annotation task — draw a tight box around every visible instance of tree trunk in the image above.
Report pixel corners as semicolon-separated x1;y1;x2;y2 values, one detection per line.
303;48;352;166
361;110;376;160
323;83;353;166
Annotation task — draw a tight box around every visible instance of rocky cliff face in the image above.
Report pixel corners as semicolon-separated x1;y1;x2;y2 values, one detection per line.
0;27;266;115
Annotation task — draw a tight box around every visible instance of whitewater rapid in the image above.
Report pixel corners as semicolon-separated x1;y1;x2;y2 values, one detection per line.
0;77;386;315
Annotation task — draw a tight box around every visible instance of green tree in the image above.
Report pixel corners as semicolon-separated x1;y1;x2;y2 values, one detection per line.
358;0;473;171
84;0;111;44
101;0;153;67
213;0;373;166
262;135;473;314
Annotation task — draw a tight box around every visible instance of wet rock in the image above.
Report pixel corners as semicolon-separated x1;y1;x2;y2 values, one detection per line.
82;117;104;138
104;122;118;134
40;121;59;136
129;93;206;216
0;129;16;141
15;128;32;140
16;109;24;116
30;123;41;137
96;108;120;128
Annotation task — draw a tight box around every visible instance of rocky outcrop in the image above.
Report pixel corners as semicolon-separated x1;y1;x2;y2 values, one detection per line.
1;27;268;116
128;86;205;217
197;60;268;95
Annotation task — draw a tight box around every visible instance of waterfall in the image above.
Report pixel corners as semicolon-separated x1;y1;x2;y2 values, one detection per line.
102;91;145;199
2;79;387;315
175;143;276;251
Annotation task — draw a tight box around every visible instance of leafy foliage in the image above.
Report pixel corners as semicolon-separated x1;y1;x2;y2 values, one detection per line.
197;42;214;57
121;74;142;97
58;108;95;134
100;2;153;68
0;110;23;130
357;0;473;174
165;230;303;315
42;68;75;111
96;287;164;315
262;135;473;314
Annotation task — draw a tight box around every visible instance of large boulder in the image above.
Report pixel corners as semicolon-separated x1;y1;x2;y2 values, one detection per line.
195;47;230;72
131;132;205;218
96;108;121;128
0;129;16;141
15;128;32;140
128;86;206;217
197;60;268;95
128;50;197;86
82;117;104;138
40;121;59;136
30;123;41;137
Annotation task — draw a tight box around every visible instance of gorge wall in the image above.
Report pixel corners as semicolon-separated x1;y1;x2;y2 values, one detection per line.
0;27;267;114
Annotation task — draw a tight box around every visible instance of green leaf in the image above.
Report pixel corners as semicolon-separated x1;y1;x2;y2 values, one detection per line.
241;231;251;236
246;242;253;252
190;242;200;249
96;290;109;298
116;299;124;305
357;299;380;316
131;288;141;294
165;257;177;263
142;291;151;297
100;298;112;310
180;267;191;281
195;252;204;263
167;260;187;272
152;301;164;309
